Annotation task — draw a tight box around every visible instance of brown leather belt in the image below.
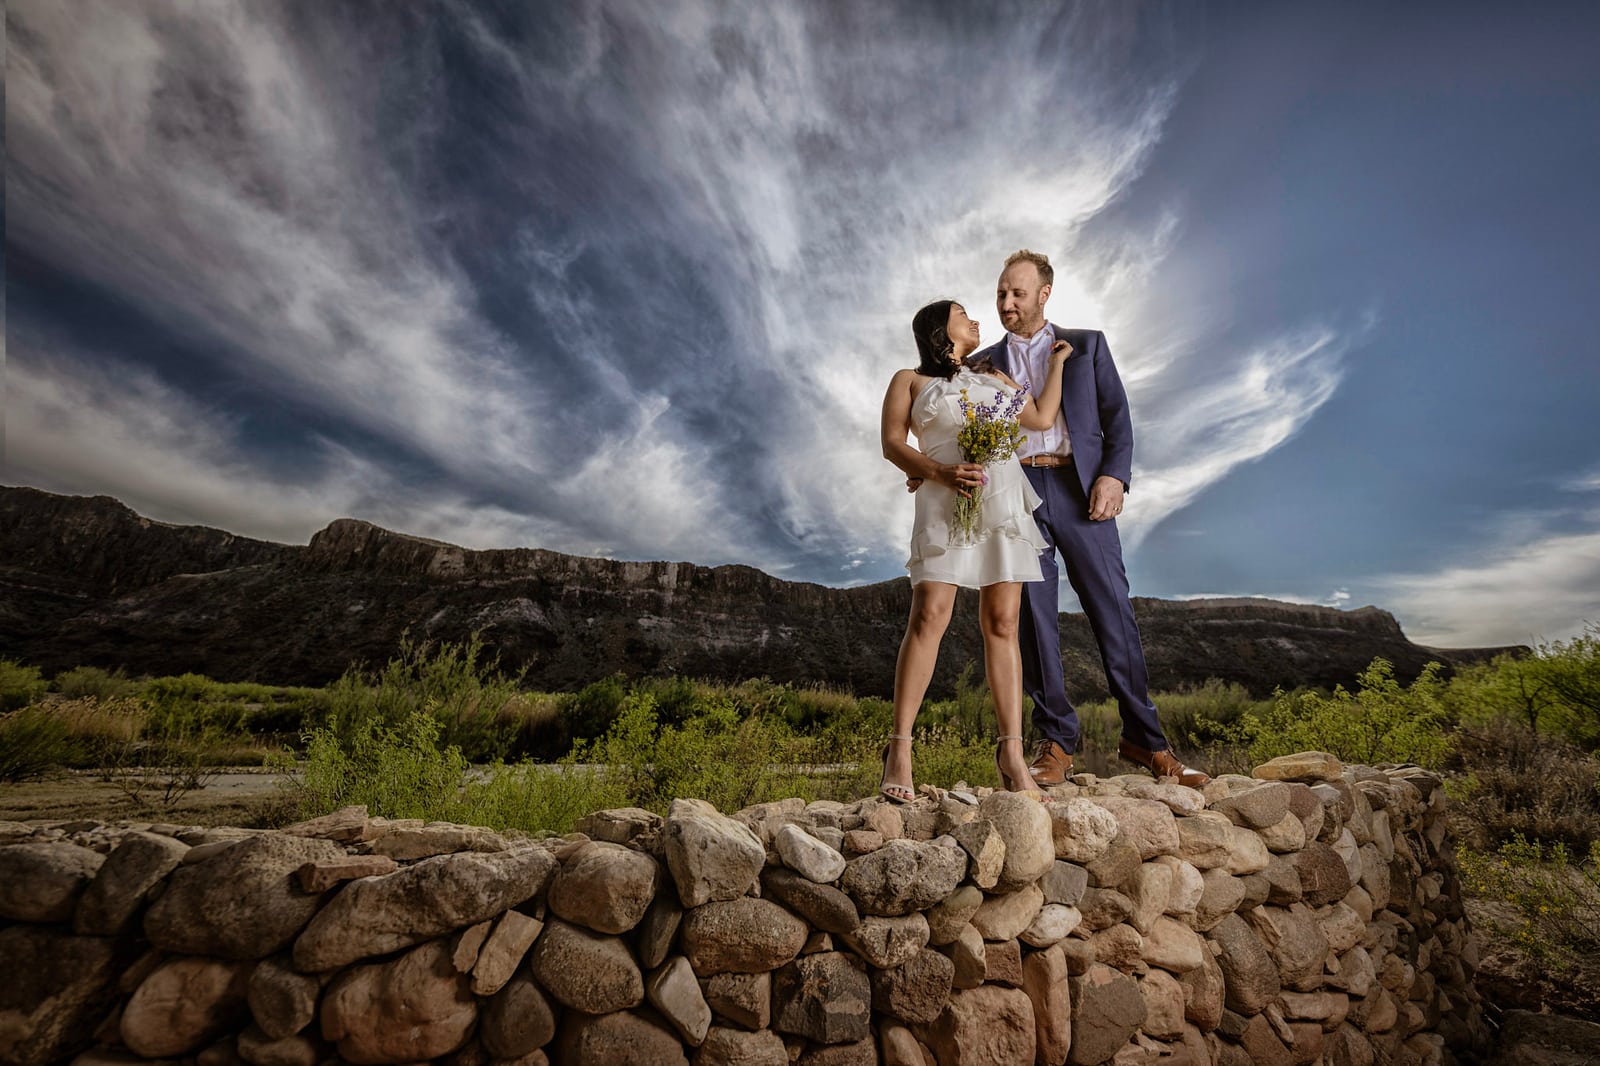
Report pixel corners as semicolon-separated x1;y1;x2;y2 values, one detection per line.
1018;454;1073;468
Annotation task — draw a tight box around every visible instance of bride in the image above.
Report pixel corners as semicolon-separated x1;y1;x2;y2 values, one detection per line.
877;298;1070;803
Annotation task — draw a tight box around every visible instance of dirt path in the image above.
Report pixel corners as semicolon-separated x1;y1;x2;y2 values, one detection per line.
0;768;296;827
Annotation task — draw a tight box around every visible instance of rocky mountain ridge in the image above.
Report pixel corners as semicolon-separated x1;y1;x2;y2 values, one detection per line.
0;486;1515;696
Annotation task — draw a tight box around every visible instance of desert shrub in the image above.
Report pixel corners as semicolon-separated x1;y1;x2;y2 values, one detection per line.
53;665;134;700
1459;835;1600;971
317;633;523;761
0;659;48;711
1538;626;1600;751
287;710;624;834
1243;659;1453;770
496;692;570;762
1448;720;1600;854
0;705;74;780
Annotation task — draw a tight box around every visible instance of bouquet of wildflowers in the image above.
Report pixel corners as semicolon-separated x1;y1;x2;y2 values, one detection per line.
953;380;1029;544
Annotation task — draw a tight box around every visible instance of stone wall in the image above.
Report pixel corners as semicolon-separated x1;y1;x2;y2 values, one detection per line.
0;752;1487;1066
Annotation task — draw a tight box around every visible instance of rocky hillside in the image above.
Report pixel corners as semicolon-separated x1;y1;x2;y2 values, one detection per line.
0;486;1514;696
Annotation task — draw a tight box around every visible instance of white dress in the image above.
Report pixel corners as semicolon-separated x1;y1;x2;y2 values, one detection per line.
906;366;1047;588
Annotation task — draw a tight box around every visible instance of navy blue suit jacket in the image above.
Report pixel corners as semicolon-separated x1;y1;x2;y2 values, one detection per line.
978;326;1134;498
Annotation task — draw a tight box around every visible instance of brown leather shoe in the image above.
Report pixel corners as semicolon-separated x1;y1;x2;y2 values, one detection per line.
1027;739;1074;787
1117;739;1212;789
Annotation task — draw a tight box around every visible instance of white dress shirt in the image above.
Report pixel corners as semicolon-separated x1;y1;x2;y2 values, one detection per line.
1007;325;1071;459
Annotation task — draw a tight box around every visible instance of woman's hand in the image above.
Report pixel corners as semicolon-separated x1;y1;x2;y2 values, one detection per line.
935;461;986;499
1049;339;1073;365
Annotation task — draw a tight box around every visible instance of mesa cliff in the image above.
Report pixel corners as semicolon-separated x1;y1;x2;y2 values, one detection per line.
0;486;1514;694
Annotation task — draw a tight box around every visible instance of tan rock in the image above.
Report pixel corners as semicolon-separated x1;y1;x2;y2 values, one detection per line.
280;806;371;843
321;938;475;1063
1125;862;1172;934
982;938;1024;988
1139;969;1186;1039
648;956;712;1046
1087;798;1180;860
1021;944;1071;1066
1126;781;1207;815
840;912;930;970
865;803;905;840
694;1025;786;1066
1251;752;1343;783
1020;903;1083;948
121;957;251;1058
1066;963;1146;1065
555;1009;689;1065
925;884;983;945
1223;825;1271;875
1142;916;1205;974
295;855;398;894
526;918;643;1012
1258;812;1307;853
681;897;809;975
75;832;188;935
574;807;661;845
950;819;1006;891
549;841;662;934
1177;944;1224;1031
246;955;319;1040
843;829;885;855
638;895;685;970
1048;798;1119;864
762;868;860;936
774;824;847;884
452;920;493;972
368;825;509;861
665;798;767;908
481;970;556;1059
918;985;1036;1066
1244;904;1329;991
1207;913;1280;1013
971;882;1045;941
1210;782;1291;829
1194;868;1246;931
471;910;542;995
292;845;556;971
878;1022;926;1066
1174;812;1234;870
839;839;967;917
0;842;104;923
1150;855;1204;915
942;923;986;989
1089;923;1145;971
981;791;1056;889
701;971;770;1030
1042;860;1090;906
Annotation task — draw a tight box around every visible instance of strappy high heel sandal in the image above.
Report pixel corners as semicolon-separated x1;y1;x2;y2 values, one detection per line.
879;734;915;804
995;734;1049;801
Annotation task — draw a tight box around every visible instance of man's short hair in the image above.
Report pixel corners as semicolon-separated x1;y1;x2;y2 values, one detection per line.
1003;249;1054;288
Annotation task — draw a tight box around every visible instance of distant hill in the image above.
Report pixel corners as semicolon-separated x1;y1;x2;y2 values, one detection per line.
0;486;1518;697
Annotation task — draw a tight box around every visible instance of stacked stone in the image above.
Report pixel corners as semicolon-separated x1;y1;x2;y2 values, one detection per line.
0;752;1487;1066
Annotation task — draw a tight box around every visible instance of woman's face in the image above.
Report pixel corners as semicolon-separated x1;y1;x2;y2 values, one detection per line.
947;303;980;357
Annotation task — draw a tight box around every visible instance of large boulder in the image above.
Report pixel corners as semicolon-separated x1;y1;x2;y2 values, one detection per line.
145;834;345;960
1021;944;1071;1066
841;913;930;970
321;939;476;1063
293;845;556;971
526;919;644;1013
869;949;954;1026
481;971;557;1060
0;842;104;923
979;792;1055;889
247;955;320;1040
121;957;253;1058
761;867;861;935
679;897;808;976
838;839;967;917
663;798;766;907
1047;798;1118;865
1207;913;1280;1014
548;841;662;934
1066;963;1146;1065
554;1009;690;1065
1251;752;1343;782
1086;797;1179;860
772;952;872;1045
917;985;1036;1066
74;831;189;935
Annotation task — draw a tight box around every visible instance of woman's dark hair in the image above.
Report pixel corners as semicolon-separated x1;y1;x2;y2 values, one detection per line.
912;299;959;380
912;299;992;379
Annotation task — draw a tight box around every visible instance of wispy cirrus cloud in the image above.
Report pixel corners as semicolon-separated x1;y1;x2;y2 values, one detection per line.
6;0;1354;584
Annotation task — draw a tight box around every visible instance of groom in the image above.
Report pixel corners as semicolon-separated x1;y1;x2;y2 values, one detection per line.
927;250;1210;788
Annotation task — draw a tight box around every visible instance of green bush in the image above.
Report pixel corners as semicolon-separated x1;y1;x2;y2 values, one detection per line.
317;632;523;762
1243;659;1453;770
565;675;630;742
0;659;48;711
53;665;134;700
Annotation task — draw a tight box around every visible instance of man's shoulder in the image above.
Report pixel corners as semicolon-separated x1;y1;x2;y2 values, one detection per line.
1049;325;1105;344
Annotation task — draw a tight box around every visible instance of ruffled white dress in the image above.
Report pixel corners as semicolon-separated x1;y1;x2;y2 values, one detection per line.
905;366;1047;588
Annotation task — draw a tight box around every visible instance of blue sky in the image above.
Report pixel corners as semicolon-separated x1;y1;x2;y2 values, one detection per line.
6;0;1598;648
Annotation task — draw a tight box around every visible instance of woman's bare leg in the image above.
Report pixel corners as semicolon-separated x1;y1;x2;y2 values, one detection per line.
980;581;1036;789
886;581;957;788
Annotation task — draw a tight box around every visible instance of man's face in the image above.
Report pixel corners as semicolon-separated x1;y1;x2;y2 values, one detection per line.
997;262;1050;335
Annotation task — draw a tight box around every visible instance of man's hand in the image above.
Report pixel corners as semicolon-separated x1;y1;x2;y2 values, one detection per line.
906;477;924;493
1088;476;1125;521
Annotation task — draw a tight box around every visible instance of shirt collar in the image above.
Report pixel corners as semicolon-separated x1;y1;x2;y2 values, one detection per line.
1006;322;1053;351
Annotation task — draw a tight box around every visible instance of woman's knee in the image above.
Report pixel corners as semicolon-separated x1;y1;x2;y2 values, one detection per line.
908;597;954;637
980;606;1019;641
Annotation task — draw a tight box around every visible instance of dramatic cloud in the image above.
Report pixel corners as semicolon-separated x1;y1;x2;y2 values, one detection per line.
6;0;1349;585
